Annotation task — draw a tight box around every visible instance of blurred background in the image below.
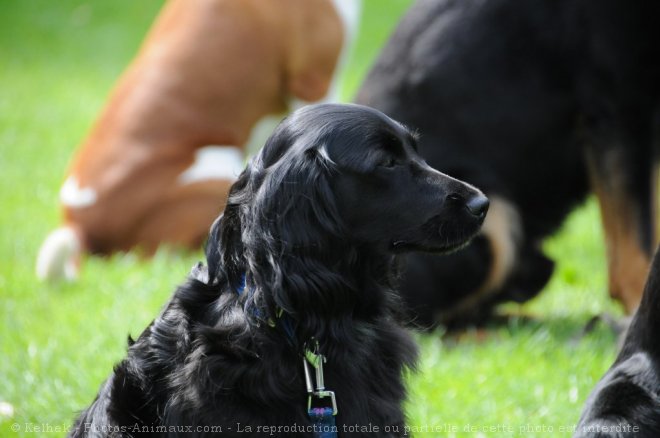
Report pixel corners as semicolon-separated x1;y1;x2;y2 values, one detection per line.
0;0;622;436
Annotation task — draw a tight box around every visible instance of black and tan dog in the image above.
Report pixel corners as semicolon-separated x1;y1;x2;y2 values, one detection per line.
357;0;660;327
575;246;660;437
69;104;488;437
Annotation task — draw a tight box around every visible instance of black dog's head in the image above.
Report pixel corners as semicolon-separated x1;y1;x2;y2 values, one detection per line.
316;105;488;254
205;103;487;327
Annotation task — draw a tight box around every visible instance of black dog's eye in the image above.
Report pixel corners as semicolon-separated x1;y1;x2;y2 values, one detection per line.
379;157;398;168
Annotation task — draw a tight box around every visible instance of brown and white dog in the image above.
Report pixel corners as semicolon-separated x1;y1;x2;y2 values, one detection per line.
37;0;359;280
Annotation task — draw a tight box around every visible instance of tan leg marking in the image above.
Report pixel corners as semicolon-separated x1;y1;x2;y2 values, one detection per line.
654;161;660;248
437;196;522;321
586;149;650;313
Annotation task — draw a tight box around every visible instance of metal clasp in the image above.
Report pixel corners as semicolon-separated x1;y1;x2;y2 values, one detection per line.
303;340;338;415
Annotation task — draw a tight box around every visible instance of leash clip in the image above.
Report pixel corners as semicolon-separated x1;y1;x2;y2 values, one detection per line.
303;341;338;415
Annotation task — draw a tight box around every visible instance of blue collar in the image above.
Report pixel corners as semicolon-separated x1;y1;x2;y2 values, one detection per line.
235;273;248;295
235;273;295;340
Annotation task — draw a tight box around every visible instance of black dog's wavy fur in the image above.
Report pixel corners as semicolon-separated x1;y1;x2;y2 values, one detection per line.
575;246;660;437
70;104;423;437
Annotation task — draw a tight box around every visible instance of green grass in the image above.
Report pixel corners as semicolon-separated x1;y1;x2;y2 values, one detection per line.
0;1;622;437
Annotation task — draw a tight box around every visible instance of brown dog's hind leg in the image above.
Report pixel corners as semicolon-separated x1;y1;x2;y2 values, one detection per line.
130;179;233;254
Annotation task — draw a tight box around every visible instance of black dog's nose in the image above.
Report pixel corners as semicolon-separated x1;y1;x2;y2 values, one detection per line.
465;195;489;218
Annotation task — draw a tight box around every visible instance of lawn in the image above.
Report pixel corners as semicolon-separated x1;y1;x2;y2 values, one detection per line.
0;1;622;437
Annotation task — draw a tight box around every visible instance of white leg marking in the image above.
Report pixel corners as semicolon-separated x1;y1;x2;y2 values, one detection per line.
178;146;245;185
60;176;97;208
36;226;81;281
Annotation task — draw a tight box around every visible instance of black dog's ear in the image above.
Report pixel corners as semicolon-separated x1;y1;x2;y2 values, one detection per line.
204;207;244;290
219;201;245;292
268;145;343;251
204;167;251;289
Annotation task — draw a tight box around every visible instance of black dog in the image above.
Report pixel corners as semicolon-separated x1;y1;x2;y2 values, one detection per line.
575;245;660;437
357;0;660;327
70;103;488;437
